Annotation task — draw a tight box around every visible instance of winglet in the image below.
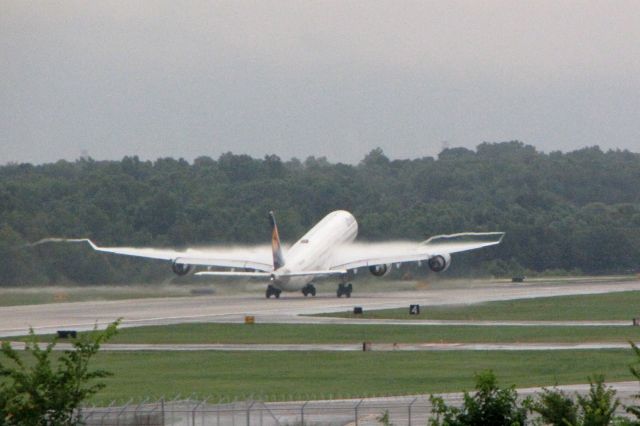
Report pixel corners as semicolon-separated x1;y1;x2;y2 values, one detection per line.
25;237;100;250
268;211;286;269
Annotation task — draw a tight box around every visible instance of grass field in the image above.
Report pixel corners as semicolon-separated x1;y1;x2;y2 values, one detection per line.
82;349;637;403
17;322;640;344
317;291;640;321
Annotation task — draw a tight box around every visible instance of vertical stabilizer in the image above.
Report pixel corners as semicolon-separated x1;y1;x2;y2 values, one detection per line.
269;211;285;269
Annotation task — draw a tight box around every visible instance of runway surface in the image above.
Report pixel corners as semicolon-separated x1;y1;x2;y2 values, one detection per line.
2;278;640;337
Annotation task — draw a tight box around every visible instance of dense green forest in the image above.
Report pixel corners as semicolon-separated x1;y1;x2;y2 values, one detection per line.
1;141;640;285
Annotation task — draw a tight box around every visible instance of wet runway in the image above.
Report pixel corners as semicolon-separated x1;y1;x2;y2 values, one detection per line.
1;278;640;337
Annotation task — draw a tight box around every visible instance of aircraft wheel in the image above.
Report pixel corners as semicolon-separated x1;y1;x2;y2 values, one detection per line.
267;285;279;299
302;284;316;297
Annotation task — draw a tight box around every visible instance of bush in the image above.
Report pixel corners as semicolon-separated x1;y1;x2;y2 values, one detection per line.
0;320;120;425
526;386;578;425
527;375;622;426
429;370;527;426
577;376;620;426
624;343;640;423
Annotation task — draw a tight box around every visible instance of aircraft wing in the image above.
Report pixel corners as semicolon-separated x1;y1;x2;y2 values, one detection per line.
328;232;505;271
27;238;274;272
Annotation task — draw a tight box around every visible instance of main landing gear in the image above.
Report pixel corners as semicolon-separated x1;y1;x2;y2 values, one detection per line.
337;283;353;298
302;284;316;297
266;285;282;299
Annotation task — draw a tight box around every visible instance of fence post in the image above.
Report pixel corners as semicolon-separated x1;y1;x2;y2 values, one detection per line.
82;410;94;424
116;399;133;426
192;399;204;426
246;401;256;426
133;397;148;424
99;401;116;425
169;394;182;426
300;400;309;425
259;403;263;426
160;398;165;426
408;397;417;426
355;399;363;426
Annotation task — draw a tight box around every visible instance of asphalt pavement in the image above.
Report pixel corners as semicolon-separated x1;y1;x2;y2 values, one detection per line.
2;278;640;338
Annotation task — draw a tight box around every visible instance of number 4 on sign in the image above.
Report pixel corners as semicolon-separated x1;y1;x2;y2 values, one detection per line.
409;304;420;315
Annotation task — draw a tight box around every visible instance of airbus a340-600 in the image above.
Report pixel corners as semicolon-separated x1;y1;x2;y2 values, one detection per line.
33;210;504;298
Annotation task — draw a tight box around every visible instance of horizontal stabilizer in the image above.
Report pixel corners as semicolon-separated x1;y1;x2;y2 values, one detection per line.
276;270;347;278
195;269;348;279
194;271;272;278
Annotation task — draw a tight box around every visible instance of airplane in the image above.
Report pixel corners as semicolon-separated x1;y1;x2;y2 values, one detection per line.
31;210;504;298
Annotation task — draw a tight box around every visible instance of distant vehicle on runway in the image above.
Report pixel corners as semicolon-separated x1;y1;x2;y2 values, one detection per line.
31;210;504;298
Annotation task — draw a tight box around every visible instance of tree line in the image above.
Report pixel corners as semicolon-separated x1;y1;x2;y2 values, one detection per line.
1;141;640;285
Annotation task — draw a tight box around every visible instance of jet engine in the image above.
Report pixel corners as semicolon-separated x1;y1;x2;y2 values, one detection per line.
427;254;451;272
171;260;192;276
369;264;391;277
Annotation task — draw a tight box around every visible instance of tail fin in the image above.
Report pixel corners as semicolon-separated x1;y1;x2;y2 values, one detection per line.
269;211;285;269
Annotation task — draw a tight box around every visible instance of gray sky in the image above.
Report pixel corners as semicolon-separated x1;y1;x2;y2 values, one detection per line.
2;1;640;164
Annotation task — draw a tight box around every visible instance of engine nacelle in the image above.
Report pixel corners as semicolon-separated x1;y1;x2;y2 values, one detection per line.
171;261;192;276
369;264;391;277
427;254;451;272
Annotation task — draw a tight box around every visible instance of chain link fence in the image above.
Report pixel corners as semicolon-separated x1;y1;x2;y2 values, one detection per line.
80;396;439;425
79;382;639;426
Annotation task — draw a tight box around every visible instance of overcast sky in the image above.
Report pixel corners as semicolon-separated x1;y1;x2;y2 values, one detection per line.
2;1;640;164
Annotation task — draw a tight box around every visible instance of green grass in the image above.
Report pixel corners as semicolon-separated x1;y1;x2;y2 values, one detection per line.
84;349;637;403
18;323;640;344
318;291;640;321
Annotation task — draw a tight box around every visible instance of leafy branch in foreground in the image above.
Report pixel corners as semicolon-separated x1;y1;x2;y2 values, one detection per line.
576;375;620;426
625;342;640;424
525;386;578;426
525;375;621;426
429;370;527;426
0;319;120;426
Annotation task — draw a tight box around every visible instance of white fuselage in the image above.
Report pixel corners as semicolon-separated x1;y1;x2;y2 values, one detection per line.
272;210;358;291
